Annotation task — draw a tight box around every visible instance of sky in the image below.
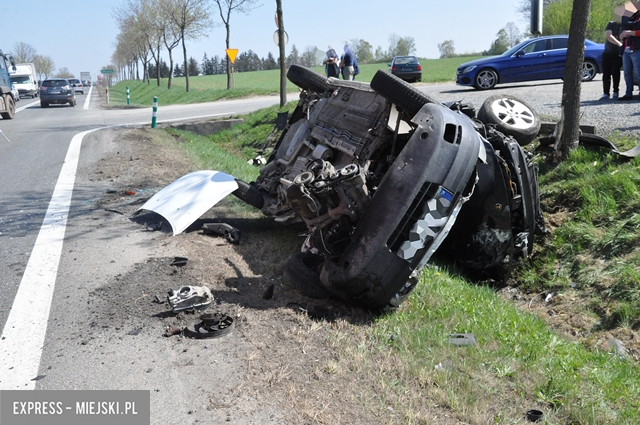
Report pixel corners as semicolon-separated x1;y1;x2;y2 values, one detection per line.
2;0;526;80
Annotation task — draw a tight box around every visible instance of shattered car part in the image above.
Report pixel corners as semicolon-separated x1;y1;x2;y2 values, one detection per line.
201;222;240;244
167;286;213;312
137;170;238;235
183;313;234;339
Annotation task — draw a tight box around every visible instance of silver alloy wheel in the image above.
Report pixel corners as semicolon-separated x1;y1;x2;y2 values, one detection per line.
487;97;535;130
475;69;498;89
581;61;597;81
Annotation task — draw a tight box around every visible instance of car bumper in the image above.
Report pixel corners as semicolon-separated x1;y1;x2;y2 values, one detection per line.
456;74;473;86
40;94;74;104
392;71;422;81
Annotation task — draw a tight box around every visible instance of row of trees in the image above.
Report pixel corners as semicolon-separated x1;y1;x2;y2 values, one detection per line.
10;42;56;80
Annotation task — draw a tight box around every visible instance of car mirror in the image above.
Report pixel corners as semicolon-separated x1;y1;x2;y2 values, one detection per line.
515;50;525;57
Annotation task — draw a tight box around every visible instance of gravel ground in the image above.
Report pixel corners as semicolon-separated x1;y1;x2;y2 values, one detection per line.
418;75;640;140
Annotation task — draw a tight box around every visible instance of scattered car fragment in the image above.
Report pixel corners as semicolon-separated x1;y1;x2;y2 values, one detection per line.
144;65;544;311
167;286;213;312
201;222;240;244
183;313;234;339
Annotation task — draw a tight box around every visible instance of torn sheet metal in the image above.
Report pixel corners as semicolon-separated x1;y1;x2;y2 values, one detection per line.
167;285;213;312
138;170;238;235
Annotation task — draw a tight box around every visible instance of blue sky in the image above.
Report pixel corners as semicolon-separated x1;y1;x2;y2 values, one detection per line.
2;0;525;79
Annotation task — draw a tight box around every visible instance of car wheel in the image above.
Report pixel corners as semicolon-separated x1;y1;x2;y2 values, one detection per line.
477;94;541;146
283;253;330;299
474;68;498;90
41;101;49;108
69;99;76;107
1;95;15;119
581;60;597;82
370;69;438;118
286;64;331;94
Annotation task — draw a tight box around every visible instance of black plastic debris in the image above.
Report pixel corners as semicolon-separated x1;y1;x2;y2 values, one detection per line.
202;223;240;244
183;313;234;339
526;409;543;422
170;257;188;267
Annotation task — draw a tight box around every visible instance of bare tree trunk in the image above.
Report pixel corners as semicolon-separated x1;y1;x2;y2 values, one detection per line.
225;22;232;90
167;49;174;89
276;0;286;108
182;33;190;92
555;0;591;161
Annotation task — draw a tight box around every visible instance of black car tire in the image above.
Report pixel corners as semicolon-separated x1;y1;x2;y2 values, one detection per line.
283;253;329;299
1;95;15;119
581;60;598;82
474;68;498;90
370;70;437;118
69;99;76;107
477;94;541;146
41;101;48;108
286;64;331;94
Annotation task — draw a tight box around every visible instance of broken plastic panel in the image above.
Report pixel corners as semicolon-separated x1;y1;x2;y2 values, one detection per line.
137;170;238;236
167;285;214;312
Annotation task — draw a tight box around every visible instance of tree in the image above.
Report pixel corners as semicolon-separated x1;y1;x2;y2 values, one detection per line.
173;63;183;76
487;29;510;55
396;36;416;56
504;22;522;47
158;0;183;89
213;0;261;90
555;0;591;161
301;46;319;68
11;42;37;63
438;40;456;58
262;52;277;70
350;39;374;64
33;55;55;80
165;0;213;92
54;67;74;78
188;57;200;75
287;44;300;66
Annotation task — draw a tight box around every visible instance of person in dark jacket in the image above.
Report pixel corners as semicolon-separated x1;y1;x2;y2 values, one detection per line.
601;20;623;100
323;46;339;78
618;12;640;100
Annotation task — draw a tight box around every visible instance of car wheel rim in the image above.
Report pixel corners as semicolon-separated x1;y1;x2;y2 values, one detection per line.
581;63;595;80
490;98;536;129
477;71;496;89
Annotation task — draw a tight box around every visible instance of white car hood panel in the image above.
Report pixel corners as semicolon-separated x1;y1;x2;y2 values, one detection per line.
138;170;238;235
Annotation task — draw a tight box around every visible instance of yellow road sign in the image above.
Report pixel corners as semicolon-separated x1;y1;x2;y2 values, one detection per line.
226;49;239;64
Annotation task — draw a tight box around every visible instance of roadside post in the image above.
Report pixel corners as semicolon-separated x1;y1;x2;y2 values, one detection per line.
152;96;158;128
126;86;130;105
106;88;109;104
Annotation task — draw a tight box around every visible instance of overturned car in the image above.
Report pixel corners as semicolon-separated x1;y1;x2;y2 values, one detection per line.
230;65;544;310
141;65;545;310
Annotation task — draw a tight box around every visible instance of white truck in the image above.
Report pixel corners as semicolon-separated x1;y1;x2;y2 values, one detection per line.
10;63;38;98
80;71;91;87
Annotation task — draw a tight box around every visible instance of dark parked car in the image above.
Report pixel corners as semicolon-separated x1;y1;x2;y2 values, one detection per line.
456;35;604;90
389;55;422;82
39;78;76;107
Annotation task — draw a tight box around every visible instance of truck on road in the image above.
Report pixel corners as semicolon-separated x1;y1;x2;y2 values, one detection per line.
11;63;38;98
80;71;91;87
0;49;17;119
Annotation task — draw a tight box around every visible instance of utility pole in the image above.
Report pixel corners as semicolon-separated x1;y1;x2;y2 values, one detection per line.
276;0;286;108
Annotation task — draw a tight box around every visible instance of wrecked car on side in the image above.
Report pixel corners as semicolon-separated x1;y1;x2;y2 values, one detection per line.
141;65;545;310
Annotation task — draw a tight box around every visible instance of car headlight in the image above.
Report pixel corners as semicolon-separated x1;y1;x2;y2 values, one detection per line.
462;65;477;74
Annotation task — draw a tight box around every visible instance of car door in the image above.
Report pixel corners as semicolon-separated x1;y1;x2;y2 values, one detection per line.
544;37;569;79
499;38;552;83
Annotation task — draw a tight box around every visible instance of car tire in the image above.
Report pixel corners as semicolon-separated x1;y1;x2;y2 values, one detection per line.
370;70;438;118
581;60;597;82
1;95;15;119
41;101;49;108
69;99;76;107
286;64;331;94
473;68;498;90
284;253;330;299
477;94;541;146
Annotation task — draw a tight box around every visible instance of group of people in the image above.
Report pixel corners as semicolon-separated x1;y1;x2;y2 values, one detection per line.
323;44;359;80
601;8;640;101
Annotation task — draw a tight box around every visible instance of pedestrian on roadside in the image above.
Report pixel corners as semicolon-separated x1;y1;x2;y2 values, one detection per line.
323;45;340;78
601;19;623;100
618;11;640;101
339;44;356;81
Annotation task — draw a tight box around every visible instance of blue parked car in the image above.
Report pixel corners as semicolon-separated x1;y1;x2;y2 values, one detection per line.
456;35;604;90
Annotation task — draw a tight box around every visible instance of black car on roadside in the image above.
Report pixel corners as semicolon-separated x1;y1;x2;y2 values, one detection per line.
389;55;422;82
39;78;76;108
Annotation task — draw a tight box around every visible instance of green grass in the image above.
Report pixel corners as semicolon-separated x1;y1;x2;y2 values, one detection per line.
152;104;640;423
104;56;481;108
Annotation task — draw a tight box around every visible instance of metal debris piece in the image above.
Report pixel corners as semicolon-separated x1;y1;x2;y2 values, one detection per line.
448;333;477;346
170;257;188;267
167;286;213;312
104;208;125;215
164;325;182;337
201;223;240;244
544;291;557;303
183;313;234;339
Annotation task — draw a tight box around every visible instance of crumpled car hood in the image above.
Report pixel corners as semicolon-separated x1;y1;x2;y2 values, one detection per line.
138;170;237;235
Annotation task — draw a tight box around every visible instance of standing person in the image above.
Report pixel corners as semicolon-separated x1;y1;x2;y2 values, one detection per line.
618;12;640;101
323;45;339;78
601;19;623;100
340;44;356;81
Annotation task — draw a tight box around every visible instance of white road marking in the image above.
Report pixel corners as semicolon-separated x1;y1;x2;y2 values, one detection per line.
83;85;93;110
15;100;40;112
0;128;98;390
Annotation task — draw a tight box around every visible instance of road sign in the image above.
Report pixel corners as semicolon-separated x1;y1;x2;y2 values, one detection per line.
101;69;114;74
226;49;239;64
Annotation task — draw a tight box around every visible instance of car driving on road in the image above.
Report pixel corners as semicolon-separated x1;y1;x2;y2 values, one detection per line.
39;78;76;108
456;35;604;90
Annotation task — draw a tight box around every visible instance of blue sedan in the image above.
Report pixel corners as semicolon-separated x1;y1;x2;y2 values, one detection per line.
456;35;605;90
